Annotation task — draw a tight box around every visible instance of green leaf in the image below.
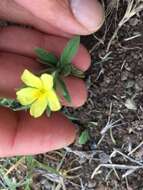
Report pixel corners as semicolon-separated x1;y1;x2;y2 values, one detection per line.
35;48;57;65
79;130;90;145
24;183;31;190
25;156;35;168
34;159;60;175
56;77;71;103
60;36;80;66
0;98;29;111
0;98;14;107
25;156;59;175
63;113;79;121
71;65;85;78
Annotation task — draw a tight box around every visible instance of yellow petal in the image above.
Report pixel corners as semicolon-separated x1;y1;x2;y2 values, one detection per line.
47;89;61;111
40;74;54;90
16;87;40;105
21;69;42;89
30;94;48;118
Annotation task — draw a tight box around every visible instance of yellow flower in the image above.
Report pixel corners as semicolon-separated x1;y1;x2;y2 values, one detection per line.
16;69;61;118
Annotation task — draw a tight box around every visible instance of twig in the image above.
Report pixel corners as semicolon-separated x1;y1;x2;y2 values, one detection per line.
101;119;122;135
4;157;25;176
106;0;143;51
91;164;143;179
128;141;143;156
111;149;143;166
64;147;100;162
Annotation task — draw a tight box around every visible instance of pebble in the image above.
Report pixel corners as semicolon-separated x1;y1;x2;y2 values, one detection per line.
129;18;140;26
125;99;137;110
121;71;129;81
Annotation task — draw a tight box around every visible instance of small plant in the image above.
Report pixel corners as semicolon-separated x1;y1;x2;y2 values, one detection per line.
0;36;85;118
79;129;90;145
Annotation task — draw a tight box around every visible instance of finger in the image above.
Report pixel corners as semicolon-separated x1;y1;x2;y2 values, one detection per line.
0;26;91;71
15;0;104;35
0;107;75;157
0;0;71;37
0;53;87;107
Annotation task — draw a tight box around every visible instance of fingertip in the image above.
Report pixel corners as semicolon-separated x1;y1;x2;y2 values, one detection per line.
50;113;76;148
70;0;105;34
15;0;104;35
61;77;88;108
73;44;91;71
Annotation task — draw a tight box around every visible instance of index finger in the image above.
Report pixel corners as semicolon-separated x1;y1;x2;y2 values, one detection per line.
0;27;91;71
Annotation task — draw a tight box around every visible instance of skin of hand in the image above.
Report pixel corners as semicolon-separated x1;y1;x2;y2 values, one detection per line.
0;0;104;157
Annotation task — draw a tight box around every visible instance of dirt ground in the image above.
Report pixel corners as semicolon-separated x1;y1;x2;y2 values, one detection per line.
0;0;143;190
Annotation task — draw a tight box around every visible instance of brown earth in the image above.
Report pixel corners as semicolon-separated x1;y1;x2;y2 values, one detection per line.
33;1;143;189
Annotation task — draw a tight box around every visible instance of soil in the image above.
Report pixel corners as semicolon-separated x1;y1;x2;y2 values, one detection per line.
0;1;143;190
50;1;143;189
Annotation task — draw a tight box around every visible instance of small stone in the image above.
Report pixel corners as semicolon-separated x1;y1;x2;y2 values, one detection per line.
99;152;110;164
135;83;142;91
104;77;111;84
87;180;97;188
126;80;135;89
136;78;143;89
129;18;139;26
121;71;129;81
125;99;137;110
96;184;106;190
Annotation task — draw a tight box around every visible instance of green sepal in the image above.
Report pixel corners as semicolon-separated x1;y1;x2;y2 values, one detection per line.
56;77;71;103
46;106;51;117
71;65;85;78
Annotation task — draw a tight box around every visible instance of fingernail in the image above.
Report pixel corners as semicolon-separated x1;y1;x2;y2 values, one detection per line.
70;0;104;32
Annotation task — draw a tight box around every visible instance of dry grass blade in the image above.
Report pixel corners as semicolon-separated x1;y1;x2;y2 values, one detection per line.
105;0;120;17
64;147;99;162
107;0;143;51
91;164;143;179
128;141;143;156
4;157;25;176
101;119;122;135
91;148;143;179
111;149;143;166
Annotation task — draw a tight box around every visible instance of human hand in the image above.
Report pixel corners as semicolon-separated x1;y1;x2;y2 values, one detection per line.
0;0;104;156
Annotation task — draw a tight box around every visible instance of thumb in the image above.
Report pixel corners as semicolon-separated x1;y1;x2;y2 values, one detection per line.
14;0;104;35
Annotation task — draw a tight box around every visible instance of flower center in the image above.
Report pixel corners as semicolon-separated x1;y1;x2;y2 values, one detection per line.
39;88;47;95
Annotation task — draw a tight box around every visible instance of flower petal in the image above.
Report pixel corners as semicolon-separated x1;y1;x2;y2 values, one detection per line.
47;89;61;111
40;74;54;90
30;94;49;118
21;69;42;89
16;87;40;105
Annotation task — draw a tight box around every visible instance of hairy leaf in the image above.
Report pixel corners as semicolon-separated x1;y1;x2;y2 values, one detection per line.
60;36;80;66
35;48;57;65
